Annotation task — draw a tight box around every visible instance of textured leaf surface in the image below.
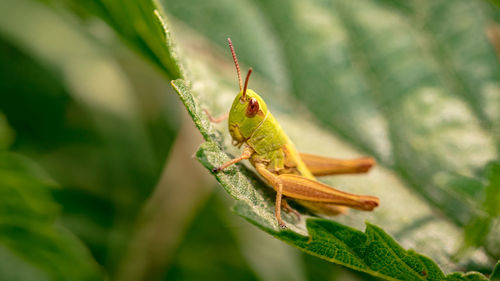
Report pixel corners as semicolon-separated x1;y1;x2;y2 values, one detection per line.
162;0;498;278
0;152;101;281
162;0;500;270
163;0;500;228
188;93;491;281
168;29;493;274
40;0;499;279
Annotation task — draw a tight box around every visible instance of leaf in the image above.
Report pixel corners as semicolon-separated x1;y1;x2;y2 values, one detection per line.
174;60;492;278
463;162;500;255
166;2;497;280
164;193;260;281
482;163;500;218
0;152;101;281
192;127;490;281
491;261;500;281
164;0;500;228
44;0;184;80
489;0;500;10
163;0;500;266
0;35;73;150
39;0;499;279
191;133;494;281
0;113;14;150
168;31;493;276
0;0;181;271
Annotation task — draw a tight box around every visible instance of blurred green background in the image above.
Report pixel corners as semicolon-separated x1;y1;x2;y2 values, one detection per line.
0;0;499;280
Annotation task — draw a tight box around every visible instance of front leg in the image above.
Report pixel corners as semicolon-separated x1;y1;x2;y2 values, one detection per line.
203;108;229;123
212;146;254;172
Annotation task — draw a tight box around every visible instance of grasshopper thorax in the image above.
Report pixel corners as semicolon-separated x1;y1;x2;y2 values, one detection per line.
228;89;268;146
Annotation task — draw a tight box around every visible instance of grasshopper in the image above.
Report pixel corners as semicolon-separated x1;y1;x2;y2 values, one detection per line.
208;38;379;228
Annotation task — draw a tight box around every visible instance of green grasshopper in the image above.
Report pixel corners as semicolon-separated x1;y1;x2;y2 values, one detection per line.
208;38;379;228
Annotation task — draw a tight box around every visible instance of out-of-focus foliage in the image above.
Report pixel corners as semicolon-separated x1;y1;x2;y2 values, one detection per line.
0;113;14;149
0;151;101;281
0;0;179;276
45;0;183;79
164;193;260;281
0;0;499;280
464;162;500;257
491;261;500;280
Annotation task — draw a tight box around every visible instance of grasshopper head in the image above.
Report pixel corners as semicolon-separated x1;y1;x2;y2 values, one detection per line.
225;38;268;146
228;88;268;146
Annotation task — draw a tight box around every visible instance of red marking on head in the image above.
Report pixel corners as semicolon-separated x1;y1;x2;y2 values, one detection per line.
246;97;260;117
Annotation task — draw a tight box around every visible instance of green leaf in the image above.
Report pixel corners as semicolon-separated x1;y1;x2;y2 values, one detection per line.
0;0;181;271
168;23;494;275
164;193;260;281
45;0;184;79
0;35;73;150
164;0;500;228
489;0;500;10
163;0;499;268
491;261;500;281
39;0;499;279
483;163;500;217
0;113;14;150
0;152;101;281
192;137;489;281
168;1;497;279
463;162;500;254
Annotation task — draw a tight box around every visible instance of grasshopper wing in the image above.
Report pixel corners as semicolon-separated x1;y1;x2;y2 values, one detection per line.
299;153;375;177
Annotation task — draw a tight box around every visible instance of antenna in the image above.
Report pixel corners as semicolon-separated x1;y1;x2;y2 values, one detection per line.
242;68;252;101
227;38;242;91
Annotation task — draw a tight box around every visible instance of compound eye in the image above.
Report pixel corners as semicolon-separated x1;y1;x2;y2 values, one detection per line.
245;98;260;117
